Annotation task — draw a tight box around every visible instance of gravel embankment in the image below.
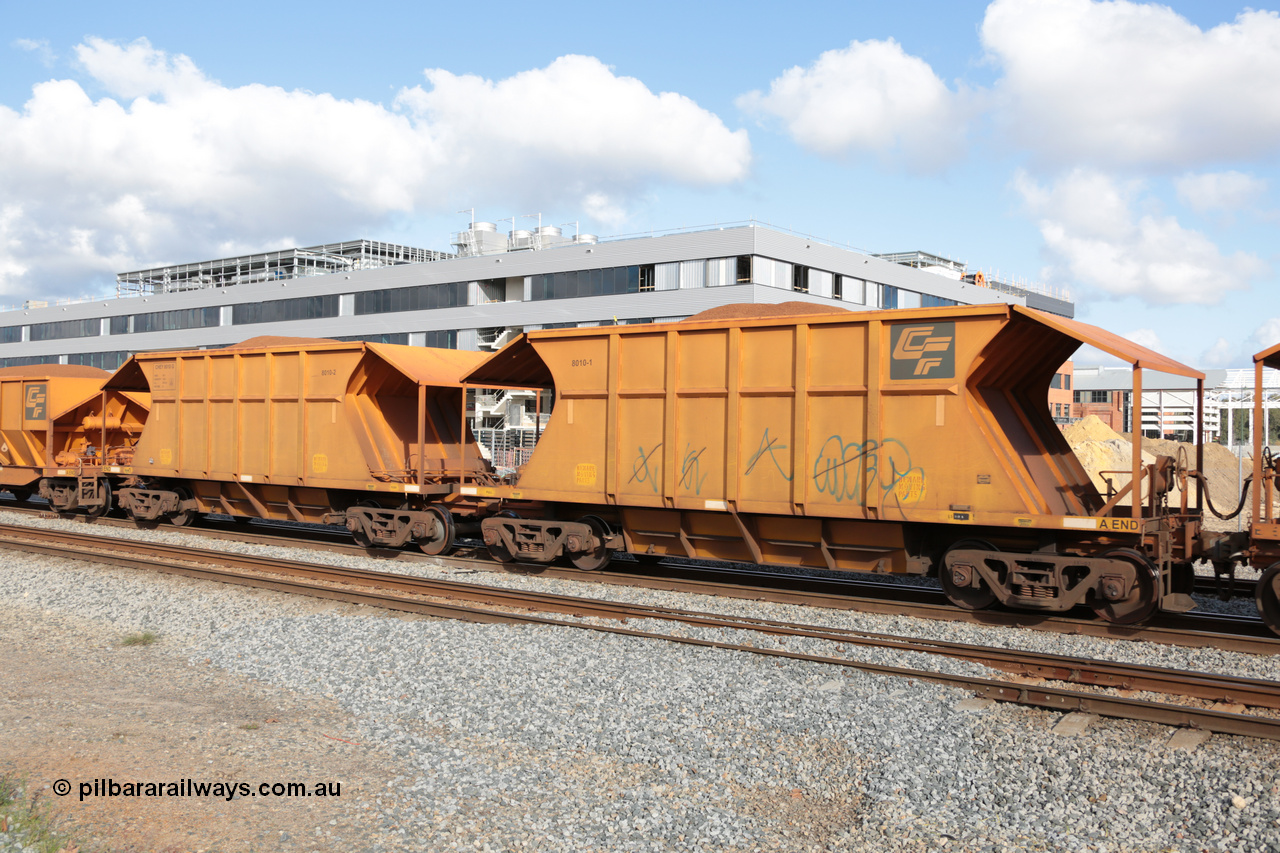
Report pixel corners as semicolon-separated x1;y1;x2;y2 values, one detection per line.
2;509;1279;852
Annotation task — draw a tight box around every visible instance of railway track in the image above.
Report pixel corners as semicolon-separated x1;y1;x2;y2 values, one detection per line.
1;501;1276;652
2;521;1280;740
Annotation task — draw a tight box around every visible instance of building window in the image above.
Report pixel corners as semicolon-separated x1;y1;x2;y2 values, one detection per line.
131;307;221;334
355;282;468;315
424;330;457;349
30;318;101;342
882;285;899;309
1051;373;1062;389
841;277;865;304
1090;390;1111;404
736;256;752;283
109;316;129;335
1064;374;1071;390
67;351;131;370
792;265;809;293
332;333;410;345
528;266;644;301
233;295;340;325
0;355;59;368
0;326;21;344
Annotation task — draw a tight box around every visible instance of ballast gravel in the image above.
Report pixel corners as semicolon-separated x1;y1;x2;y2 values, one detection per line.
1;510;1279;851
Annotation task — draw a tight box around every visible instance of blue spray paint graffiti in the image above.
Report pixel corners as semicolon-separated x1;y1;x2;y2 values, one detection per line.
811;436;925;507
744;428;793;482
679;444;709;494
628;443;663;493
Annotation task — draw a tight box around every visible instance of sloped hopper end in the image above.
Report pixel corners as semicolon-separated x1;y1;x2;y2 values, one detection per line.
102;357;149;393
461;334;555;389
970;307;1203;518
356;344;493;482
968;311;1103;516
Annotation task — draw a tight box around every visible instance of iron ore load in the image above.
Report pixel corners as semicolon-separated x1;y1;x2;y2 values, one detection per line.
464;302;1220;626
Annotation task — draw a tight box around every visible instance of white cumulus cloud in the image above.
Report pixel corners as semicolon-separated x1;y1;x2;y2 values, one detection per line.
1124;328;1165;355
1200;337;1239;368
0;39;750;301
1175;171;1268;213
13;38;55;67
1015;169;1268;305
1253;318;1280;353
981;0;1280;169
737;38;969;170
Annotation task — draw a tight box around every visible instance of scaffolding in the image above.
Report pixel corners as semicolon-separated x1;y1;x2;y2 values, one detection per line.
873;250;1071;303
115;239;450;297
1207;368;1280;450
473;427;540;473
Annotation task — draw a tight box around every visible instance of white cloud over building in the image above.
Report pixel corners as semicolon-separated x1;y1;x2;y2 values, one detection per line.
0;39;750;300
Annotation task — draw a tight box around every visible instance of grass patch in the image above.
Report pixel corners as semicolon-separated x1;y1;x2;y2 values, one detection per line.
0;775;76;853
120;631;159;647
239;723;260;731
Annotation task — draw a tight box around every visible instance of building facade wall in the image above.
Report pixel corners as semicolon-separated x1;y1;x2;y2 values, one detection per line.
0;225;1066;369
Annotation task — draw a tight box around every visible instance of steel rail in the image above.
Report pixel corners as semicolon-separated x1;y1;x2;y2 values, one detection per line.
2;508;1279;654
3;525;1280;739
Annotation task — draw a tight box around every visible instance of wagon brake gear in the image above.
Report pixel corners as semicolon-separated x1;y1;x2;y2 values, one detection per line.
117;485;199;524
344;503;459;552
39;476;110;516
481;516;620;567
942;544;1159;622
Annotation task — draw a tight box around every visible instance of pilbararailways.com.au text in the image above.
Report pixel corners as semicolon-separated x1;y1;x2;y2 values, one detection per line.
56;778;341;802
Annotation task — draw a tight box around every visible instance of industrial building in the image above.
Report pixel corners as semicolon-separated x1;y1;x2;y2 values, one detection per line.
0;220;1074;456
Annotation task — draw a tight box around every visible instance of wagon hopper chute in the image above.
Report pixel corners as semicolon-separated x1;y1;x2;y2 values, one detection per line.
103;336;492;553
464;302;1207;624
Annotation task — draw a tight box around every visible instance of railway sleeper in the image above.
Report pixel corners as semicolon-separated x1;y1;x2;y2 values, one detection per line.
117;487;195;522
945;548;1172;617
339;506;448;550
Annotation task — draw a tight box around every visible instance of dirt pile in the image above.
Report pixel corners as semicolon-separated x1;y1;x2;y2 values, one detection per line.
1062;416;1125;445
1061;416;1250;532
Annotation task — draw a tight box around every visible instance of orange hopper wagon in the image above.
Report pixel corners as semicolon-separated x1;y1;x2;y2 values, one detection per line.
466;302;1206;626
0;364;148;515
102;336;492;553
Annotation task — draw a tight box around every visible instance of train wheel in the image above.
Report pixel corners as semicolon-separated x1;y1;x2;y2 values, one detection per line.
1256;562;1280;637
417;505;455;556
940;539;999;610
570;516;612;572
7;489;31;503
85;481;111;520
1090;548;1159;625
350;500;378;548
487;534;515;563
485;511;518;563
169;486;199;527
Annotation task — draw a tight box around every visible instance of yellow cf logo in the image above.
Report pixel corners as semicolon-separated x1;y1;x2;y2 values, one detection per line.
891;326;953;376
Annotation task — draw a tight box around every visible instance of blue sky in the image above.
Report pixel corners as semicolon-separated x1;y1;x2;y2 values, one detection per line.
1;0;1277;368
